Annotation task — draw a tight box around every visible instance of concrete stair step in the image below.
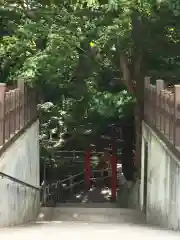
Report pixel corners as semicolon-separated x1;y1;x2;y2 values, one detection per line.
36;204;146;225
2;218;180;240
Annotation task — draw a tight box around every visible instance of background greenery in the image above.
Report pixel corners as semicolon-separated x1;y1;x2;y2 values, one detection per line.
1;0;180;181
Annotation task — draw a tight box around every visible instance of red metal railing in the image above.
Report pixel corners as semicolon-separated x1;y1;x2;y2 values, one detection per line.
0;80;37;146
41;150;119;205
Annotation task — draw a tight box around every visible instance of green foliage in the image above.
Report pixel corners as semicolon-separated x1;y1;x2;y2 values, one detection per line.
2;0;180;153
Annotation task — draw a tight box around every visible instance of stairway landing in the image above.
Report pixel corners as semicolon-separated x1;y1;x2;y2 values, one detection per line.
68;186;112;203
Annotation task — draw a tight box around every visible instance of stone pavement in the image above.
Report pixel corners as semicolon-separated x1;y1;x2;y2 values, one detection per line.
0;220;180;240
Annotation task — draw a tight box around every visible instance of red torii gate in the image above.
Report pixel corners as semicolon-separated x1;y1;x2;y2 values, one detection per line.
84;150;117;201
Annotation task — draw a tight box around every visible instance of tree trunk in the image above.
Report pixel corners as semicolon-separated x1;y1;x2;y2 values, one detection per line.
118;8;145;180
134;102;143;177
121;120;136;181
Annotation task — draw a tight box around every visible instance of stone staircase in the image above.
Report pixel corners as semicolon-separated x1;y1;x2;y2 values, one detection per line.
36;203;146;225
1;203;180;239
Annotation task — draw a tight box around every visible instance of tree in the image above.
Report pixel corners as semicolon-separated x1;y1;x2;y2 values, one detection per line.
2;0;180;180
77;0;180;175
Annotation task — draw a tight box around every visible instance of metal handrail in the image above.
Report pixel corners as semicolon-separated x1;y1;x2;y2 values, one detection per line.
41;171;85;205
0;171;40;191
41;171;84;187
41;168;115;205
0;168;111;194
59;171;84;184
92;168;111;173
54;151;104;154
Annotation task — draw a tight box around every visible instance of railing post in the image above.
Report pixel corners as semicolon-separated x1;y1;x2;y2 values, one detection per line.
174;85;180;147
73;150;75;161
43;160;47;206
84;151;91;189
144;76;150;88
42;185;47;207
144;77;150;119
17;79;25;128
101;169;103;178
156;80;164;128
69;175;73;194
0;83;6;146
111;153;117;201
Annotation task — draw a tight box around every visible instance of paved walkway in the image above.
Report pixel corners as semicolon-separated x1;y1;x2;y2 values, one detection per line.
1;220;180;240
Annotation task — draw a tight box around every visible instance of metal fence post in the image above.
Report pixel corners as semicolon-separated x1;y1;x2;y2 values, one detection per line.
111;154;117;201
43;161;47;206
69;175;73;194
73;150;75;161
84;151;91;189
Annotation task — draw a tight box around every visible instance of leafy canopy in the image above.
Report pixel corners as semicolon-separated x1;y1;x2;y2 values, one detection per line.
1;0;180;151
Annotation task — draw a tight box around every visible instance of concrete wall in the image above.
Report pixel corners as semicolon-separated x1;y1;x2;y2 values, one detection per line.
128;180;140;210
140;121;180;230
0;120;40;227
